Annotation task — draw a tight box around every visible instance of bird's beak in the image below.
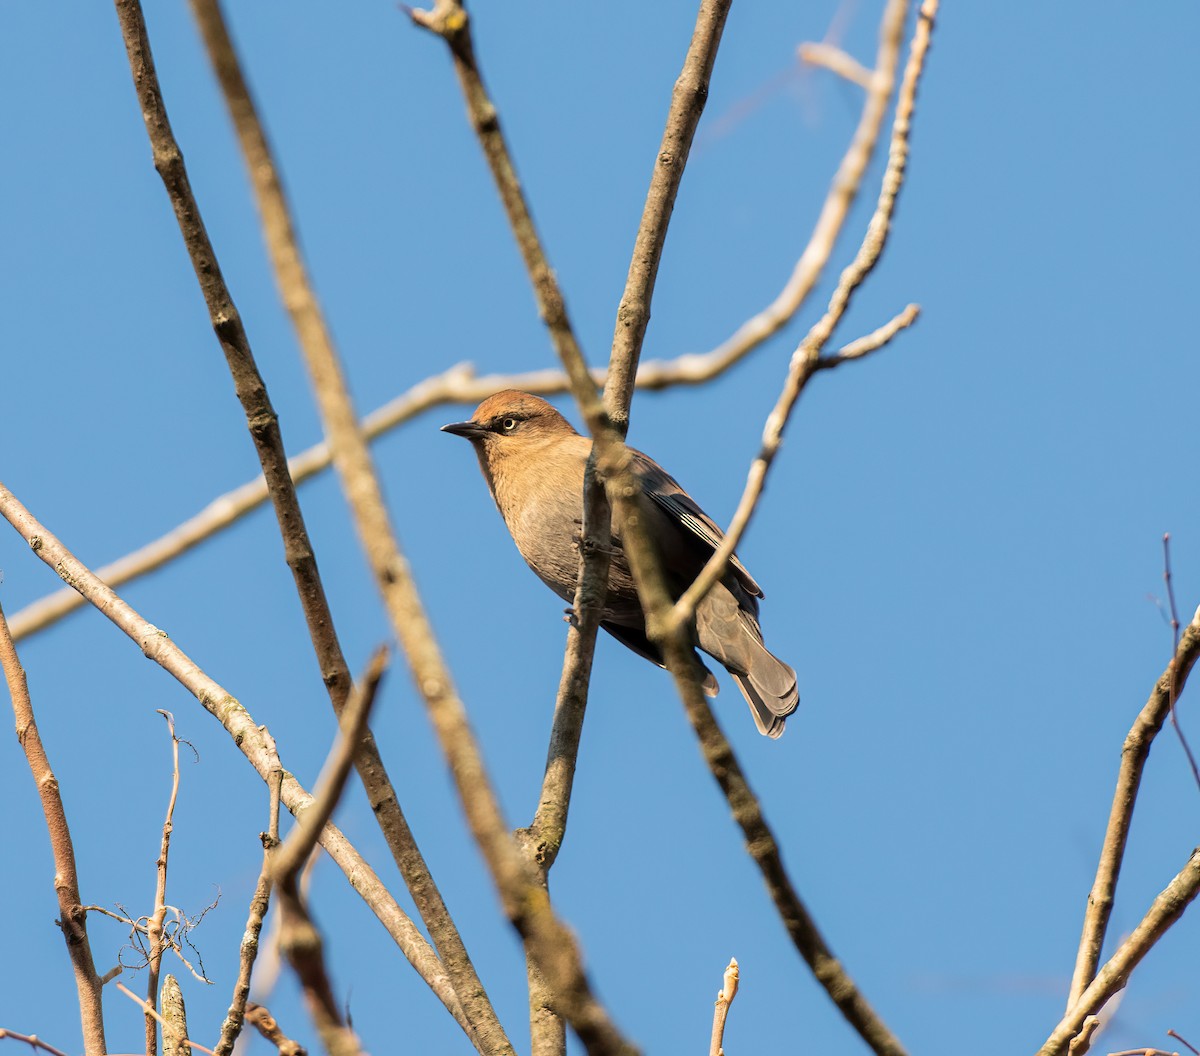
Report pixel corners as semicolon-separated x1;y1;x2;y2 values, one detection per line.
441;420;488;440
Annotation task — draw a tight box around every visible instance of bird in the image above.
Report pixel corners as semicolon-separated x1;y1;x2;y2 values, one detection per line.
441;390;799;737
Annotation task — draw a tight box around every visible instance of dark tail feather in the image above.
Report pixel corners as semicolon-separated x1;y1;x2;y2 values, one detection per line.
731;649;799;739
695;591;799;736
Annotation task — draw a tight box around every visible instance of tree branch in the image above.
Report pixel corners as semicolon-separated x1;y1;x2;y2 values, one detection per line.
269;650;386;1056
1067;605;1200;1006
0;598;107;1056
667;0;937;633
110;0;511;1049
1042;849;1200;1056
146;711;184;1056
605;0;732;432
213;770;282;1056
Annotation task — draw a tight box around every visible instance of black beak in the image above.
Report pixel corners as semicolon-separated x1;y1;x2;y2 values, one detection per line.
441;420;488;440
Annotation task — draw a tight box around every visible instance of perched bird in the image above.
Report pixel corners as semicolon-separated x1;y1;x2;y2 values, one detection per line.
442;390;799;737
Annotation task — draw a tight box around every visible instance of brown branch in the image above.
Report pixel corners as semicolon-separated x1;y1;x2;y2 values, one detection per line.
511;5;732;1051
116;983;215;1056
646;0;910;389
585;8;936;1055
668;301;920;633
605;0;732;431
669;654;908;1056
0;483;470;1037
1067;605;1200;1007
146;711;184;1056
708;959;739;1056
0;1030;71;1056
1161;534;1200;791
798;42;874;89
110;0;357;723
213;769;282;1056
405;4;664;1054
409;0;600;424
0;599;107;1056
269;651;385;1056
244;1004;307;1056
161;974;190;1056
1041;849;1200;1056
110;0;508;1049
667;0;937;633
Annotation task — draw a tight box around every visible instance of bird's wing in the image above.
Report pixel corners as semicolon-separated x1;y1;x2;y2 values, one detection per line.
630;449;764;598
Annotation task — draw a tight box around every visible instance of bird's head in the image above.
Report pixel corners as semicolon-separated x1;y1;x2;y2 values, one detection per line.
441;390;578;454
442;390;582;492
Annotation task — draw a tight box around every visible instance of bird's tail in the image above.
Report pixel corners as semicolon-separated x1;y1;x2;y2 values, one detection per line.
730;648;799;739
697;595;799;738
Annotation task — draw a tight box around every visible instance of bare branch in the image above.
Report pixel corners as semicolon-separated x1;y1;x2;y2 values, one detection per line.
116;982;215;1056
146;711;184;1056
213;770;282;1056
109;0;511;1047
605;0;732;431
269;652;386;1056
798;42;874;89
161;975;190;1056
0;1030;71;1056
708;958;739;1056
647;0;910;389
0;483;471;1036
1067;604;1200;1006
657;644;908;1056
1161;534;1200;790
667;0;937;633
1042;849;1200;1056
244;1005;306;1056
273;649;387;882
0;599;107;1055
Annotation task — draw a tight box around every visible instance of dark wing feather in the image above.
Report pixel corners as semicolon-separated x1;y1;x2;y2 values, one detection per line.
629;449;763;598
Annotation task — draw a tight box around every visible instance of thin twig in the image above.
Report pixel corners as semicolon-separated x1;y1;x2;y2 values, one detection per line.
146;711;184;1056
708;959;739;1056
653;0;910;389
243;1005;306;1056
0;1030;71;1056
661;647;908;1056
1066;604;1200;1007
269;651;385;1056
213;769;282;1056
0;484;470;1035
1162;534;1200;790
798;41;874;89
668;301;919;634
667;0;937;633
0;599;108;1056
605;0;733;432
1170;1031;1200;1056
273;649;387;882
1040;849;1200;1056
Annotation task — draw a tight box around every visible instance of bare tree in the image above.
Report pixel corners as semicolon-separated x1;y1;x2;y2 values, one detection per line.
2;3;1198;1056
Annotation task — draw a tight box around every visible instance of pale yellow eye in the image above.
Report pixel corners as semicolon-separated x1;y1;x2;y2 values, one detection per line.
501;417;519;432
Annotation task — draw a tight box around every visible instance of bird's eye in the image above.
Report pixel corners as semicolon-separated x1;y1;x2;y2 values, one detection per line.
501;417;519;433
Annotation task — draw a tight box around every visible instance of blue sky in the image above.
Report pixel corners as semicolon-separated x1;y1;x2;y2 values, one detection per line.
2;3;1198;1055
